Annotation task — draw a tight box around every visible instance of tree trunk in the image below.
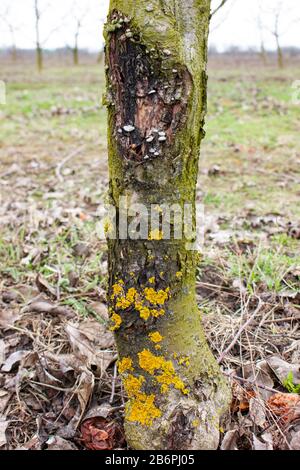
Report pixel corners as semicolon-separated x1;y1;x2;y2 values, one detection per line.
73;29;80;66
260;41;267;66
73;43;79;66
276;35;283;69
105;0;230;450
36;44;43;72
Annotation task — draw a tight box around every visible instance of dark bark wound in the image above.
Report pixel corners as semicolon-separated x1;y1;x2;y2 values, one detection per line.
167;410;194;450
107;11;192;164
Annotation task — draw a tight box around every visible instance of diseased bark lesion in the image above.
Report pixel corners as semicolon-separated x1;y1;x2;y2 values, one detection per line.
108;10;192;166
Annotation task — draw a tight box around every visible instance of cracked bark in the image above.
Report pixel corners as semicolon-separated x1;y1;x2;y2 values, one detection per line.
104;0;231;450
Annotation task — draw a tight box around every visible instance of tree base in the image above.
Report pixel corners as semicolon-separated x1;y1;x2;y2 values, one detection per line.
125;378;231;450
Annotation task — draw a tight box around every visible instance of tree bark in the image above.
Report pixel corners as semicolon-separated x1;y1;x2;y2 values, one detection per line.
34;0;43;72
105;0;231;450
275;35;283;69
73;39;79;66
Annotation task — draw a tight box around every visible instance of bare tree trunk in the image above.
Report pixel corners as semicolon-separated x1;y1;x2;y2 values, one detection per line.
34;0;43;71
36;44;43;72
73;34;79;66
275;34;283;68
260;41;267;65
105;0;230;450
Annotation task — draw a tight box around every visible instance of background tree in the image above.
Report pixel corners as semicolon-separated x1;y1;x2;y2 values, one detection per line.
271;1;284;69
0;3;21;61
33;0;63;71
256;3;267;65
261;0;299;69
105;0;230;450
210;0;229;17
67;1;89;66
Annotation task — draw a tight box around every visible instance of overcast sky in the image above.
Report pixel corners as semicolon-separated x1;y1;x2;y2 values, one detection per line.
0;0;299;52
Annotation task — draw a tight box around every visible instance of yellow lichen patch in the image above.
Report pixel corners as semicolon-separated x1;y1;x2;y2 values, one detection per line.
111;282;170;322
123;374;144;397
178;356;191;367
149;229;163;241
176;271;183;279
123;374;161;426
155;345;162;350
138;349;162;375
110;313;122;331
111;281;124;300
115;297;131;309
138;349;189;395
139;307;151;321
151;308;165;318
192;419;200;428
144;287;169;306
126;393;162;426
126;287;137;303
149;331;164;343
118;357;133;374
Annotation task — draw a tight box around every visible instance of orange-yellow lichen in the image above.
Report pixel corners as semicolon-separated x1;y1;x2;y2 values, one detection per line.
123;374;161;426
178;356;191;367
138;349;189;395
111;282;170;321
144;287;169;306
110;313;122;331
139;307;151;321
126;393;162;426
118;357;133;373
126;287;137;303
149;332;164;343
151;308;165;318
111;281;124;300
115;297;131;309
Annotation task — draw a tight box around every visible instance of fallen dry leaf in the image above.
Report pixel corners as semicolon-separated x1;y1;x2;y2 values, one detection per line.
253;433;273;450
0;340;5;367
268;393;300;424
243;360;274;400
76;369;95;417
220;429;239;450
267;356;300;385
80;417;125;450
28;300;75;319
36;273;57;298
0;308;21;328
249;397;266;428
0;418;8;448
231;381;256;413
289;424;300;450
65;320;116;374
1;350;29;373
0;391;11;414
2;290;22;304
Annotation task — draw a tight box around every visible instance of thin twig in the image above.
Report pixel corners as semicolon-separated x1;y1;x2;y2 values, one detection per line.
109;362;118;404
217;299;263;364
55;145;86;183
